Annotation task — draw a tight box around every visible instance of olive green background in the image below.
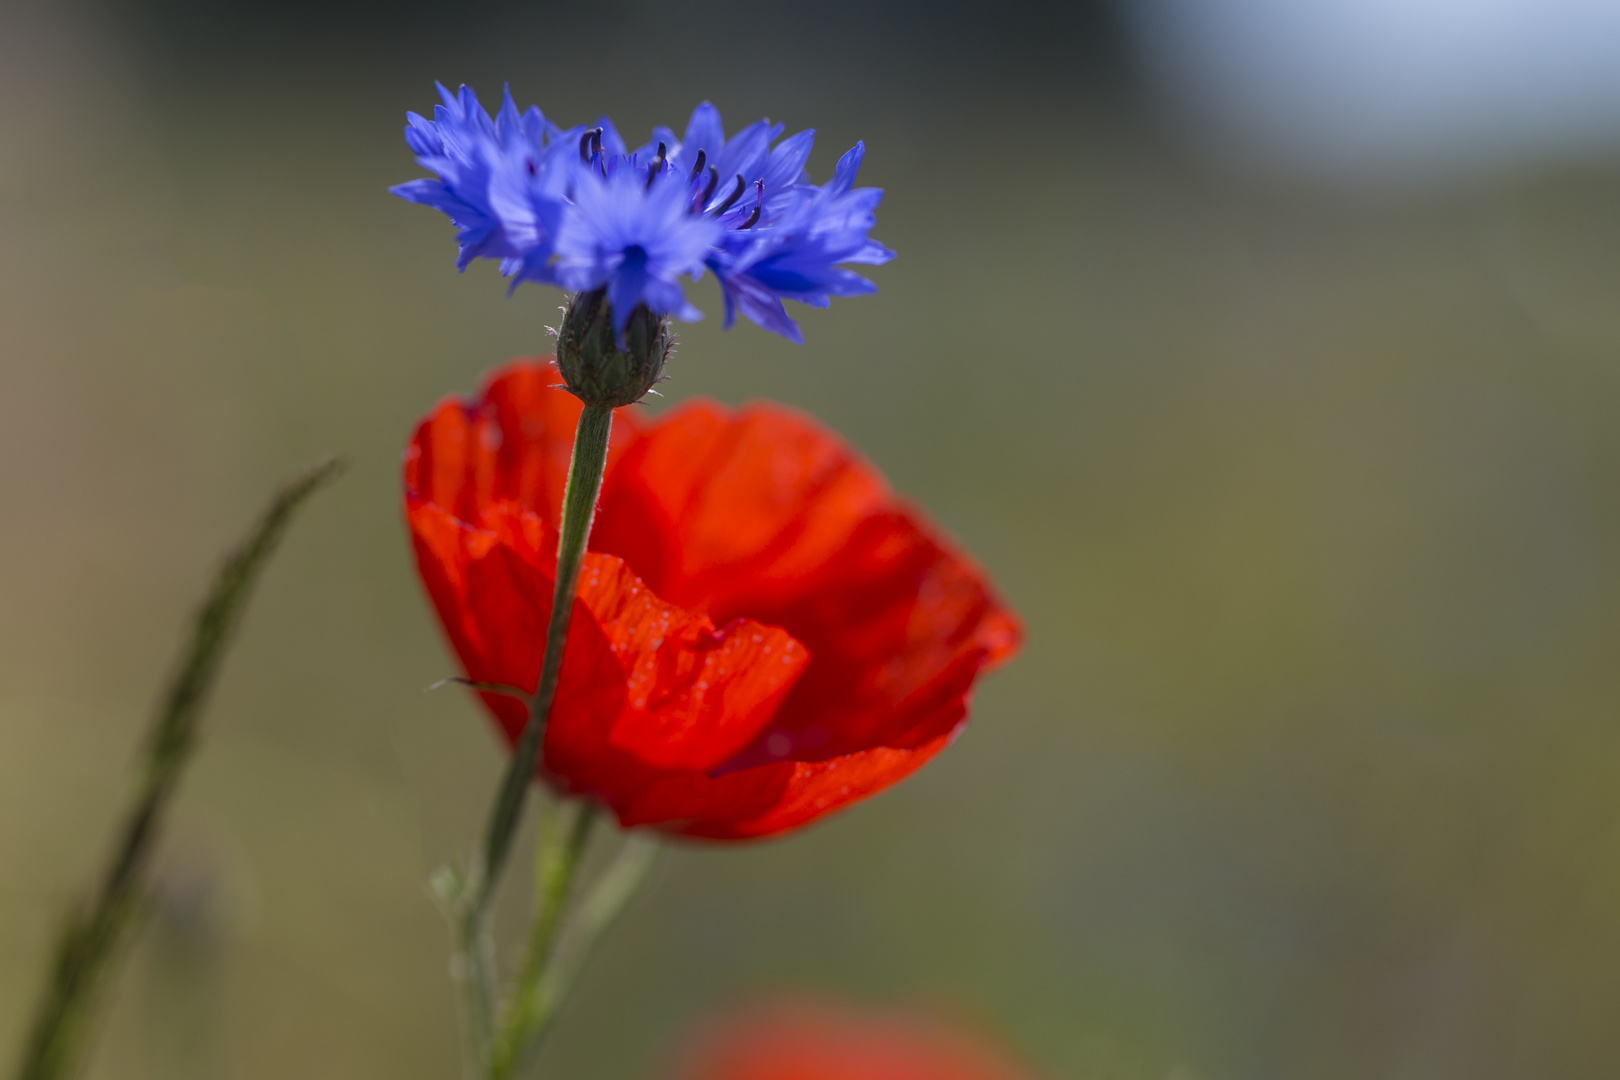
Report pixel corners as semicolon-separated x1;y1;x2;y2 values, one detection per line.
5;3;1620;1079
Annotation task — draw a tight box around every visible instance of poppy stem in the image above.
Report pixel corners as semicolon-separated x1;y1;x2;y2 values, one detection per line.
11;458;343;1080
455;402;614;1071
498;831;661;1079
489;800;597;1078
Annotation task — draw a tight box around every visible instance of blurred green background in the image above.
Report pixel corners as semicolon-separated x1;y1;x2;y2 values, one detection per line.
5;1;1620;1078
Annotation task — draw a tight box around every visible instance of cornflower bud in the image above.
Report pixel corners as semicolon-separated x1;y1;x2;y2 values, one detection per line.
554;287;673;407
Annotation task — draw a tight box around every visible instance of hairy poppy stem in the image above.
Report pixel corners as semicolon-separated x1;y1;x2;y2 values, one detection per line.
12;458;343;1080
456;402;614;1071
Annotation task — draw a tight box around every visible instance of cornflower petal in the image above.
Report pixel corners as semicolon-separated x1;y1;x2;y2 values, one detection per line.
827;141;866;195
555;166;721;335
683;102;726;164
710;119;782;198
760;129;816;199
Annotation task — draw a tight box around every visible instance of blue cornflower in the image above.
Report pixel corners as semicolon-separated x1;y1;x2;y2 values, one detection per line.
394;89;891;344
708;142;895;344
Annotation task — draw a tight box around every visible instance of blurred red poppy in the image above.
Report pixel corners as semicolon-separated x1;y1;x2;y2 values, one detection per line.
406;360;1021;839
671;1003;1035;1080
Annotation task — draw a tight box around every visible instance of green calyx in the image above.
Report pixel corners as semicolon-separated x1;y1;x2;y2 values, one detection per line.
555;288;672;408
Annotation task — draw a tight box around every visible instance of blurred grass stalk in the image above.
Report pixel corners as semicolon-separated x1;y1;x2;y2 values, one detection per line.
12;458;344;1080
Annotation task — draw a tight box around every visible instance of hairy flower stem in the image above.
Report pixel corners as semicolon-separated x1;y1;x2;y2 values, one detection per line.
457;403;613;1068
12;459;343;1080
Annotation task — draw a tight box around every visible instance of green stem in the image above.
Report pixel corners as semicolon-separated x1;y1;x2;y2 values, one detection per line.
455;403;613;1069
499;835;661;1080
478;403;612;902
490;802;597;1078
12;458;343;1080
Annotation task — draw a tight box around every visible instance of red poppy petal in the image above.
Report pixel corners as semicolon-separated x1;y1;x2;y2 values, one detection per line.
408;493;809;807
618;732;954;840
677;1003;1037;1080
407;497;591;751
592;401;1021;770
592;400;891;612
560;551;810;775
404;359;639;533
720;510;1019;765
406;499;522;689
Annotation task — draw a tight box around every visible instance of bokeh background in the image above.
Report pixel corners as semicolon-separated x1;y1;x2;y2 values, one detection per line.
5;1;1620;1078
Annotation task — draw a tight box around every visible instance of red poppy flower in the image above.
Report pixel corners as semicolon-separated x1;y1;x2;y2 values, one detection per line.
405;359;1020;839
671;1003;1036;1080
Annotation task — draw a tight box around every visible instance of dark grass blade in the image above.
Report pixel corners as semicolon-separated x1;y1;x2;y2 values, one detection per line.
13;457;344;1080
